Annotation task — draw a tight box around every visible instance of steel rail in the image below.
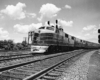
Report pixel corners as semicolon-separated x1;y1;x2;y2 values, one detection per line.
24;50;90;80
0;50;85;73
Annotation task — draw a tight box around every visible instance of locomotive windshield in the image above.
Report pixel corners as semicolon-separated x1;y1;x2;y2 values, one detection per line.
46;27;54;30
39;26;54;31
39;26;45;29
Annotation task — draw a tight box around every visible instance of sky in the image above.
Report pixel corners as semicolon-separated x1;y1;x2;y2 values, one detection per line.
0;0;100;43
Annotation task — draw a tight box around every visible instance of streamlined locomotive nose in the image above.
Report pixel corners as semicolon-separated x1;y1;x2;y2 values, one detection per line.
28;30;40;44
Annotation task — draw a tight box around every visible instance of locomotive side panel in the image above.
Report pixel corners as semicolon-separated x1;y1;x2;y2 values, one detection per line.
74;38;82;48
68;35;74;47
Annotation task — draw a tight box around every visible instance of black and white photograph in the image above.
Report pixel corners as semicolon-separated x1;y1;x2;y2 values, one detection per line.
0;0;100;80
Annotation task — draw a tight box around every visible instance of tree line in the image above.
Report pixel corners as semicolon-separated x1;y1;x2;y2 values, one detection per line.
0;40;29;51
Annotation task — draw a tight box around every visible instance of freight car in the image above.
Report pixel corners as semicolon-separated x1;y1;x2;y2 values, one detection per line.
28;20;100;54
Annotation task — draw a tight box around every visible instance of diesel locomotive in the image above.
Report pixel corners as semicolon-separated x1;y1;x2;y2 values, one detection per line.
28;20;100;54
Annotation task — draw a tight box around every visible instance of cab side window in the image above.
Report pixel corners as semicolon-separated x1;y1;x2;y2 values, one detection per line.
71;36;74;40
65;33;68;38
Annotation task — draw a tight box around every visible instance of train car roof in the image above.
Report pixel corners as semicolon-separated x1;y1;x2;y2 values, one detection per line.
64;32;99;44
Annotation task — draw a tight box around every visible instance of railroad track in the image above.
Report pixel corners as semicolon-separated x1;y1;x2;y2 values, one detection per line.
0;53;42;62
24;50;90;80
0;49;89;80
0;54;31;61
0;53;45;71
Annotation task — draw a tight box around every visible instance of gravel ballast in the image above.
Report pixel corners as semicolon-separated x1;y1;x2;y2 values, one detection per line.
57;50;96;80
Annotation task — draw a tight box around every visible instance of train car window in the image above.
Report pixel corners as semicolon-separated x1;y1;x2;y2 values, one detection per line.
28;32;31;36
39;26;45;29
72;36;74;40
46;27;54;30
34;33;39;37
51;26;54;27
65;34;68;38
28;31;33;36
59;28;61;30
